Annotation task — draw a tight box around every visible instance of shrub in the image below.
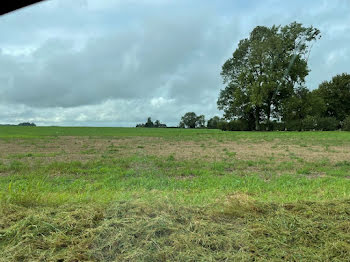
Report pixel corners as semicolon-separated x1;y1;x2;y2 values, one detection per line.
227;120;240;131
302;116;317;131
316;117;339;131
273;122;286;131
217;120;229;131
285;120;303;131
342;116;350;131
207;116;221;129
260;121;285;131
217;119;249;131
227;120;249;131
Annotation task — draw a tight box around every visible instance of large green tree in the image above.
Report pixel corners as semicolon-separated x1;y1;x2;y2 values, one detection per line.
145;117;154;128
179;112;205;128
217;22;320;130
316;73;350;121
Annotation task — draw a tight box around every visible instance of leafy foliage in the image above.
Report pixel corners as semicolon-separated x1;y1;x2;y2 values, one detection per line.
217;119;250;131
316;73;350;121
343;116;350;131
317;117;339;131
282;87;326;131
179;112;205;128
301;116;317;131
207;116;221;129
218;22;321;130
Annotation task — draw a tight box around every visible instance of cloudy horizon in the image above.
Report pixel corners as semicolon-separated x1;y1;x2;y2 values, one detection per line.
0;0;349;127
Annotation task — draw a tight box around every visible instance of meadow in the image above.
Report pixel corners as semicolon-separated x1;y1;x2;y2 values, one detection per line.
1;126;350;261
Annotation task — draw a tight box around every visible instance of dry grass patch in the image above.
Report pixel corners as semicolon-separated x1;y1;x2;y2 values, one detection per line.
2;199;350;261
1;137;350;166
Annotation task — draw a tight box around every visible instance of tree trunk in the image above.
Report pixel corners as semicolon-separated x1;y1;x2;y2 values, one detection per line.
255;107;260;131
266;102;271;131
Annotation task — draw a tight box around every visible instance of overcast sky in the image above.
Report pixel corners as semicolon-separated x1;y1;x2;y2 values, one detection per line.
0;0;349;126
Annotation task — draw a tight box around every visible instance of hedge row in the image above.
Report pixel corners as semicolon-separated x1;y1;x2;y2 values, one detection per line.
217;116;350;131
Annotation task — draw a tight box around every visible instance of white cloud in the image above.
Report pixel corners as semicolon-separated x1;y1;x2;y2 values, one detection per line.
150;97;174;108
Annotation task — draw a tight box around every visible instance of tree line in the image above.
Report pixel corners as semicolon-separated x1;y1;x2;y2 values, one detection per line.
176;71;350;131
18;122;36;126
215;72;350;131
136;117;167;128
0;122;37;126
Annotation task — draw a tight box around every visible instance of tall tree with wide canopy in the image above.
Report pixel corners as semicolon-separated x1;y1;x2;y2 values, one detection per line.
217;22;320;130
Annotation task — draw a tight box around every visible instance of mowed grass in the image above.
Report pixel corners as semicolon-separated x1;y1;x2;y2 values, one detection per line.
1;126;350;261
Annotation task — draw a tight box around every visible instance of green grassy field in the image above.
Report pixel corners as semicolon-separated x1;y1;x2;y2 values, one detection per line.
1;126;350;261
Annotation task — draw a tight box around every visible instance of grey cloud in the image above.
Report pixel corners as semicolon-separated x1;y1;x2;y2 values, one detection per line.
0;0;349;126
1;9;239;108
